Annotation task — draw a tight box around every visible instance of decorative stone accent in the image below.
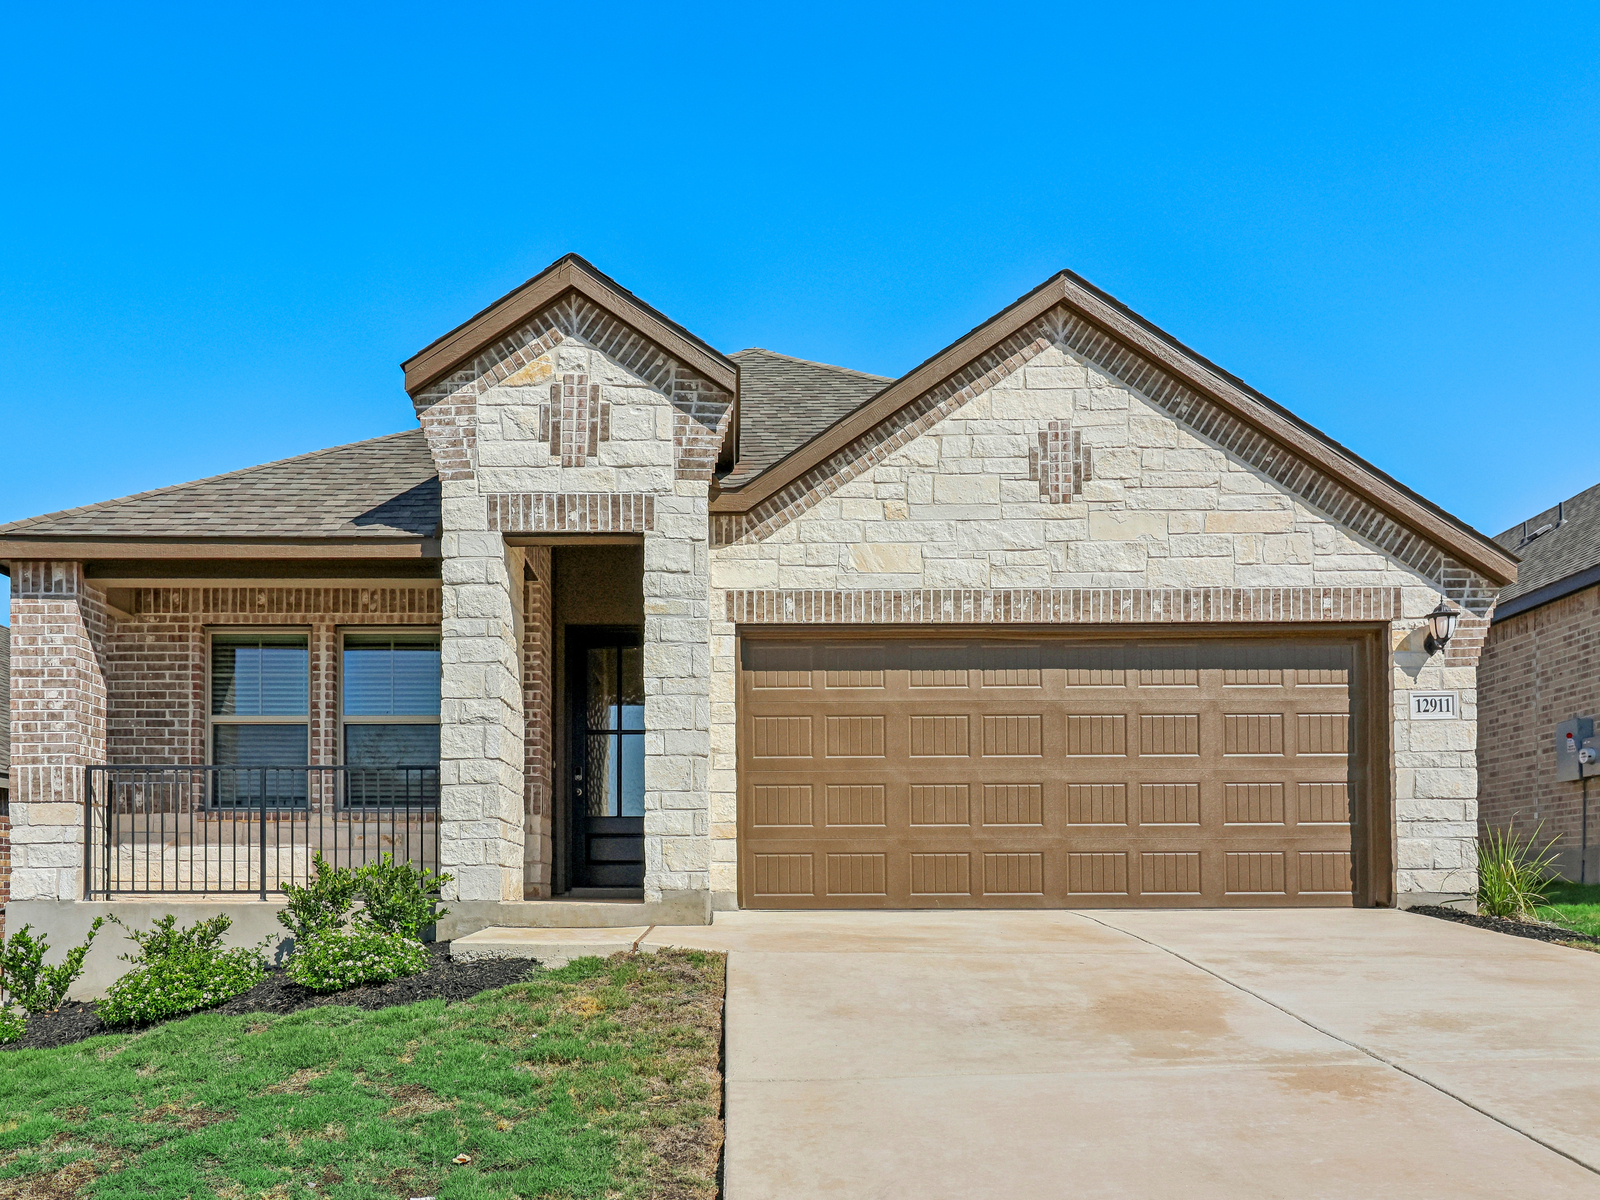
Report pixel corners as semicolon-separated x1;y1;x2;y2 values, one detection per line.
539;374;610;467
725;586;1403;625
486;493;655;533
8;561;108;902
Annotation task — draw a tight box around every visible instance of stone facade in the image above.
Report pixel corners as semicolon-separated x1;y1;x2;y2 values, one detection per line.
1477;583;1600;879
709;341;1486;905
410;297;732;904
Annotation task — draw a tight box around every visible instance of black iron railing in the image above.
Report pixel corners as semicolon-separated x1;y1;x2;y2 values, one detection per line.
85;764;440;899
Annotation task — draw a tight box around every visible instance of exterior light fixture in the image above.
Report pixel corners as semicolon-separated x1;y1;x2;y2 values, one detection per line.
1424;602;1460;655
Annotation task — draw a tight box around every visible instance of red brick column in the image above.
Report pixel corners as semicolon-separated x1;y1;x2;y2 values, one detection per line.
8;561;108;901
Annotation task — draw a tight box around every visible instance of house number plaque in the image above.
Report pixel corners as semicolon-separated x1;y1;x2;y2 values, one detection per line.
1410;691;1459;720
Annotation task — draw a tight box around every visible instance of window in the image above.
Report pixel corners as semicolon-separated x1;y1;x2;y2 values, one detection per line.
210;632;309;806
585;644;645;818
342;632;441;805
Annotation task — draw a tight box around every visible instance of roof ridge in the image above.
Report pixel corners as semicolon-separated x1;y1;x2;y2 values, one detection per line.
0;428;427;535
732;347;892;382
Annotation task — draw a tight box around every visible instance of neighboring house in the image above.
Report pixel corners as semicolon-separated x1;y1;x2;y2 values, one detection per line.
1478;482;1600;881
0;254;1517;950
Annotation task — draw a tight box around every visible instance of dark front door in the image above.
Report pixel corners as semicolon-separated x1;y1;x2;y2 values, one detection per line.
569;628;646;888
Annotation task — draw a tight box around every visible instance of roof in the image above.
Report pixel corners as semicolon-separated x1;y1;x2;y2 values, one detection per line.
0;431;439;543
403;254;737;397
709;268;1518;587
1491;480;1600;620
728;349;890;478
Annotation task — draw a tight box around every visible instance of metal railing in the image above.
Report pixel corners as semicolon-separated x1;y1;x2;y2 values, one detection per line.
85;764;440;899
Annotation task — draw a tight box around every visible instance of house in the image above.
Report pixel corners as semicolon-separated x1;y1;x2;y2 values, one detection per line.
0;254;1518;954
1478;482;1600;881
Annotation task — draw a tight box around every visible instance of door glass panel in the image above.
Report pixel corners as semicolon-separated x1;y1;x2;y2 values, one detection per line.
621;735;645;816
621;646;645;730
586;733;619;817
587;648;618;730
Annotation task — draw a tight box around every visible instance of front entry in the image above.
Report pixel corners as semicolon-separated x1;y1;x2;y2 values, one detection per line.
568;627;646;888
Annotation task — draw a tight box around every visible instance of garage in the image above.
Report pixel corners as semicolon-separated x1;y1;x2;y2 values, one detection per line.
737;635;1367;909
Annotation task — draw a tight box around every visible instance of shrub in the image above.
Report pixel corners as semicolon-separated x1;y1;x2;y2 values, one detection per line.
0;919;104;1015
278;853;361;941
357;854;452;938
285;918;429;993
98;913;268;1028
1479;823;1560;919
0;1005;24;1045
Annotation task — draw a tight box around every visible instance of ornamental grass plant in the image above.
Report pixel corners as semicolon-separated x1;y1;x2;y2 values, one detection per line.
1478;823;1560;919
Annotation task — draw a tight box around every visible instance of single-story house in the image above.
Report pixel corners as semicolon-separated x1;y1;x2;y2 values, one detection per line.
1478;481;1600;881
1;255;1518;955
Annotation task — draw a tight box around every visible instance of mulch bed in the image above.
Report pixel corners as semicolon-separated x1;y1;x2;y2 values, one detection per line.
6;942;538;1053
1411;904;1600;948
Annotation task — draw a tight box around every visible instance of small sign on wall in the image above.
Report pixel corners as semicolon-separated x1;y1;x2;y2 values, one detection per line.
1410;691;1459;720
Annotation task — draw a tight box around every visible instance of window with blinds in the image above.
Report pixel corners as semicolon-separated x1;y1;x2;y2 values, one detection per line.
209;633;310;806
342;633;441;805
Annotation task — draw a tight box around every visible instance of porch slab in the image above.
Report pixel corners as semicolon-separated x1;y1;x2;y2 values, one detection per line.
448;925;655;968
436;889;710;938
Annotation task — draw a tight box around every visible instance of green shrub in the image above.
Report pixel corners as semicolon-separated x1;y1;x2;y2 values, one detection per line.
1478;823;1560;919
98;913;268;1028
0;919;104;1014
278;852;361;941
0;1004;25;1044
285;918;429;993
356;853;452;937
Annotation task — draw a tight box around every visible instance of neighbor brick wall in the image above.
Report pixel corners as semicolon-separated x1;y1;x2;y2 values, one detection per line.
1477;583;1600;874
105;586;442;768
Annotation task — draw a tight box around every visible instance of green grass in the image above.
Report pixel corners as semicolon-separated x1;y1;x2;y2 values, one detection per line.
0;948;725;1200
1536;880;1600;938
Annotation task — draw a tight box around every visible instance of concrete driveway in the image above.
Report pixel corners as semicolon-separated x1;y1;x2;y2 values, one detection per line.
651;909;1600;1199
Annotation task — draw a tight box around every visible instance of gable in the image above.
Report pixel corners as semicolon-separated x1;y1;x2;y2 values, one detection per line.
709;271;1516;604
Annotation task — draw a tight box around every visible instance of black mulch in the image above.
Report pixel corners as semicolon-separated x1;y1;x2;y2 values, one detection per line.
1411;904;1600;948
6;942;539;1053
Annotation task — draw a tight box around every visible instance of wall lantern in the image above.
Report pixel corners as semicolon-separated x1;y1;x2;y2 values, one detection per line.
1424;602;1460;655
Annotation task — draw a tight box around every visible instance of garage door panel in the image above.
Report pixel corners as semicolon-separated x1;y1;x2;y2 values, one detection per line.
740;637;1358;909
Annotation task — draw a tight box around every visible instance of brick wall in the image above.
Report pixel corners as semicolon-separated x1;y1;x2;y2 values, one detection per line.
1477;583;1600;878
523;548;553;897
106;587;442;767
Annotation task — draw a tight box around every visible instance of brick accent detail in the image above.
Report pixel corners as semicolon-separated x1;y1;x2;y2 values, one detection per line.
522;547;553;898
674;409;724;482
1027;420;1089;503
712;304;1497;608
1443;611;1489;667
8;561;110;901
1477;583;1600;858
412;293;732;484
106;587;441;767
486;493;655;534
725;586;1402;625
536;373;610;467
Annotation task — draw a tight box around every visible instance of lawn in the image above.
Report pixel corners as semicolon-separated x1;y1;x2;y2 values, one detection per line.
1536;880;1600;938
0;948;725;1200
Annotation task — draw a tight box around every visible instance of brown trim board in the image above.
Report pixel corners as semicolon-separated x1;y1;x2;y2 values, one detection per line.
0;538;438;565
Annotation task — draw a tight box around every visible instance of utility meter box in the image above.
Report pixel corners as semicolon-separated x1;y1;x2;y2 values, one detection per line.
1555;717;1597;782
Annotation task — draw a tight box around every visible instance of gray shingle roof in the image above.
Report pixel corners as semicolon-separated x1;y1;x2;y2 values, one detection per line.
1493;479;1600;613
728;349;890;479
0;431;440;541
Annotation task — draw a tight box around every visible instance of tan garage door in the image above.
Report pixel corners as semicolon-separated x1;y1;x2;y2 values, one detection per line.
737;637;1356;909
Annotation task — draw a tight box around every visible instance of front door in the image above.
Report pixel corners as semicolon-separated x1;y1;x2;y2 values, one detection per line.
569;628;646;889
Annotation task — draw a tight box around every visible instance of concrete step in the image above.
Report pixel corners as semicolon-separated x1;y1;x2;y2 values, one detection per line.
450;925;657;968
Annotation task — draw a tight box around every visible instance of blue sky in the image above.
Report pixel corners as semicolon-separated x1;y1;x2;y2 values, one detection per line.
3;2;1597;622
